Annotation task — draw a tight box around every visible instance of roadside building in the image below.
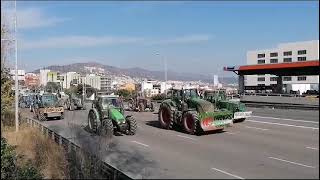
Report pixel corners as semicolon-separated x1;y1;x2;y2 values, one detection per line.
25;73;40;89
39;69;50;86
98;75;112;95
246;40;319;94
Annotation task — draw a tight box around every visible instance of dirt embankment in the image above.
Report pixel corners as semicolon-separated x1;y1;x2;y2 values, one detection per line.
3;125;69;179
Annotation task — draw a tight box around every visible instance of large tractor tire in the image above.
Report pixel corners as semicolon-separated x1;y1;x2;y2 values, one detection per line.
158;104;174;130
88;110;98;133
38;112;47;121
125;116;137;135
150;102;154;112
182;111;202;135
234;118;246;123
138;102;145;112
98;119;114;139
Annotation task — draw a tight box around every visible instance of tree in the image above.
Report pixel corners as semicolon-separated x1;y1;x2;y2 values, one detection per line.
45;82;61;93
1;9;14;125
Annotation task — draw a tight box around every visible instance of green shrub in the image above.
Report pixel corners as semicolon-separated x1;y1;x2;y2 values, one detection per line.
1;136;43;179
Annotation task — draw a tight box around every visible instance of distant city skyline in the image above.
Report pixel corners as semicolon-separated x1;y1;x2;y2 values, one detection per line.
2;1;319;76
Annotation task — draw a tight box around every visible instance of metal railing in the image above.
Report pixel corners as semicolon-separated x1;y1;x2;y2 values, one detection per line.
21;117;132;180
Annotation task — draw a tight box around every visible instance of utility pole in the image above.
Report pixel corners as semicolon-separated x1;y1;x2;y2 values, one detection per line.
14;0;19;132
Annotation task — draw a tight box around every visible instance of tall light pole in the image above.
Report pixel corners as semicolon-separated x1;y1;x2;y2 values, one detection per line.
156;53;167;97
14;0;19;132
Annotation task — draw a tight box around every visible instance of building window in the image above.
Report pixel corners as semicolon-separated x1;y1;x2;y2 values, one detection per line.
270;77;277;81
298;50;307;55
283;76;292;81
283;51;292;56
257;77;265;81
270;59;278;63
297;76;307;81
257;53;265;58
270;52;278;57
283;58;292;62
257;59;265;64
297;57;307;61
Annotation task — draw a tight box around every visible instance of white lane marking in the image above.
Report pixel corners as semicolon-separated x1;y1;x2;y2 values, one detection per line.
211;168;244;179
177;135;197;141
245;126;269;131
252;115;319;124
268;157;316;168
246;120;319;130
131;141;149;147
306;147;319;150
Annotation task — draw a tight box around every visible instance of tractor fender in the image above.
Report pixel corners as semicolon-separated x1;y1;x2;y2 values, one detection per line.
160;100;177;112
89;108;101;128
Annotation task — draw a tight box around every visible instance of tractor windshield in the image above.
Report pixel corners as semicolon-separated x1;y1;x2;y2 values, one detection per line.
102;98;121;108
41;95;58;106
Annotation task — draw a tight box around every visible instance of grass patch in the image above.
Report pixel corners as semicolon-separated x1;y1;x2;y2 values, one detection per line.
3;125;69;179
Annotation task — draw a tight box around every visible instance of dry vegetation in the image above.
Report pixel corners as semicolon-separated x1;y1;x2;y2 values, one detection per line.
3;125;69;179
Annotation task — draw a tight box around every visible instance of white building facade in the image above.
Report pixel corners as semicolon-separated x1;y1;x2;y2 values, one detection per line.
246;40;319;94
39;69;50;86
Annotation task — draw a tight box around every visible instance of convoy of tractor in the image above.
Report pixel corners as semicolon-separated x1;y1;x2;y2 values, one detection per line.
20;87;252;138
128;92;155;112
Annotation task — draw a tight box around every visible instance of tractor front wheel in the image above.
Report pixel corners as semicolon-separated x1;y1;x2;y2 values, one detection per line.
158;104;174;129
125;116;137;135
88;110;98;133
38;113;46;121
98;119;114;139
234;118;246;123
138;102;144;112
182;111;202;135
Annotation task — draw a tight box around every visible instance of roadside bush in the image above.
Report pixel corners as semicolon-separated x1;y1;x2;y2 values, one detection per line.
1;136;43;179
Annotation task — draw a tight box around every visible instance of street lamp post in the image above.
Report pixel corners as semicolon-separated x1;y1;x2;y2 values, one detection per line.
156;53;167;97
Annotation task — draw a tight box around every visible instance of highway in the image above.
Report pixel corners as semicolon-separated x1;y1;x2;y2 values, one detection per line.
22;105;319;179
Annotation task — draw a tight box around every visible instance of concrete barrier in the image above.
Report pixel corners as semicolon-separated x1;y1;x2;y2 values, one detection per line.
241;95;319;106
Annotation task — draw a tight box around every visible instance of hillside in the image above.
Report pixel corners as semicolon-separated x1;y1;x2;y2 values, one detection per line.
33;62;237;84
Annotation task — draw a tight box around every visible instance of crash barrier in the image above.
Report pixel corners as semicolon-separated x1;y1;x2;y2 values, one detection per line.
21;117;132;180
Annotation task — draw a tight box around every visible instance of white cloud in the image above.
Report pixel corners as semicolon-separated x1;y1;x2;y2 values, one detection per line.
20;35;144;49
149;34;212;45
20;34;212;50
3;7;69;29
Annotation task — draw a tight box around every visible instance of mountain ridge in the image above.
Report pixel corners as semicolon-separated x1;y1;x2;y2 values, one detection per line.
32;62;237;84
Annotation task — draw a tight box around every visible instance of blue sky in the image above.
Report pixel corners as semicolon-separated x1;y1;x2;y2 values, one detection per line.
2;1;319;76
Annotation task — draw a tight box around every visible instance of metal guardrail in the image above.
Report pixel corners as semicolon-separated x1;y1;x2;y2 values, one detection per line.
21;117;132;180
242;93;304;97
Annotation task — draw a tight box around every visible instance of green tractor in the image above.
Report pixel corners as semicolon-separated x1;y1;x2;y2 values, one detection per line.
158;88;233;135
87;95;137;138
203;90;252;123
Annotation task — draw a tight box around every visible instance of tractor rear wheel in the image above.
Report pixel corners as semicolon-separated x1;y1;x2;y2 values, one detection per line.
98;119;114;139
125;116;137;135
138;102;144;112
88;110;98;133
183;111;202;135
158;104;174;129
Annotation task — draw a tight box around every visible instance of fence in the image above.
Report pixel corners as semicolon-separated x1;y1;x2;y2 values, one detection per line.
21;117;132;180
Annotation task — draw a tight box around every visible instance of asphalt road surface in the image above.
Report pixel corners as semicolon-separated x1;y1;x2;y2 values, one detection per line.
22;105;319;179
